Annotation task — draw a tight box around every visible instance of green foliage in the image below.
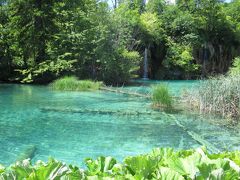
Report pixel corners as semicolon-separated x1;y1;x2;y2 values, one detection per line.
170;12;199;45
117;49;141;81
208;151;240;166
51;76;102;91
0;4;12;81
1;0;240;82
8;0;56;66
100;2;142;83
229;57;240;76
1;158;84;179
16;59;76;83
0;0;142;84
152;84;173;108
124;154;159;179
146;0;165;15
139;12;164;44
155;167;185;180
1;148;240;179
84;156;119;177
164;41;200;76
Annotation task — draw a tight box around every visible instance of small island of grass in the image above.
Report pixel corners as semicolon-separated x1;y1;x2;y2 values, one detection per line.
51;76;103;91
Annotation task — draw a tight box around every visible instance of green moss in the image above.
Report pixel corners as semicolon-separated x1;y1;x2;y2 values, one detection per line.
152;84;173;108
51;76;102;91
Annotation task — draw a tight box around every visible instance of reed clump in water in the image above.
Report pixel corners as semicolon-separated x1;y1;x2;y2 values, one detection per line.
152;84;173;109
51;76;102;91
186;75;240;120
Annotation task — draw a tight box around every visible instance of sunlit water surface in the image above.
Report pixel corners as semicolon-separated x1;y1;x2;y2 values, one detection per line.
0;81;240;166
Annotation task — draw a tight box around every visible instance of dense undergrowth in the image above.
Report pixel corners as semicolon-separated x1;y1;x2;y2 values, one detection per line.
51;76;102;91
1;148;240;179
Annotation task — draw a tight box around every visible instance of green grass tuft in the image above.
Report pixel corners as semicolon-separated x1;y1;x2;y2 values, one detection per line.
152;84;173;108
51;76;102;91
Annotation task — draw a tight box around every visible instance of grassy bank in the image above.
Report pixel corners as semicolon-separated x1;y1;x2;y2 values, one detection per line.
51;76;102;91
1;148;240;179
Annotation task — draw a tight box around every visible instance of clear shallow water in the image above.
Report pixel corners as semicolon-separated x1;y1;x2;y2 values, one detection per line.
125;80;199;96
0;82;239;166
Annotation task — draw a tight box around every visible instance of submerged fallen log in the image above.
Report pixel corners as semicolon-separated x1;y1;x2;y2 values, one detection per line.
100;87;181;101
17;145;37;161
41;107;156;116
100;87;151;99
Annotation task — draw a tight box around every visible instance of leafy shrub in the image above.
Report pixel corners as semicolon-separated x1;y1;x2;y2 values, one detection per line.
100;48;141;84
139;12;164;43
51;76;102;91
152;84;173;108
15;59;77;83
229;57;240;76
186;75;240;120
164;42;199;78
1;148;240;179
119;49;141;80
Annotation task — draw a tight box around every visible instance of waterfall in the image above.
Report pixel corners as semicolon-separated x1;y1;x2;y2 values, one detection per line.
143;47;149;79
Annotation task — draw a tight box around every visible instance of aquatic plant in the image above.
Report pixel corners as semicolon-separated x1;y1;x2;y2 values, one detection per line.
152;84;173;108
51;76;102;91
1;148;240;179
186;75;240;120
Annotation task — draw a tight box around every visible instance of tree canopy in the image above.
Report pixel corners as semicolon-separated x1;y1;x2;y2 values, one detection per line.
0;0;240;83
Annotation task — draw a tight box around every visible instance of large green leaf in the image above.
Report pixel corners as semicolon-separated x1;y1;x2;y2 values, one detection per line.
28;158;68;180
150;148;174;165
196;167;239;180
1;148;240;179
0;164;5;173
53;164;85;180
209;151;240;166
196;159;239;180
167;151;202;179
85;156;117;177
154;167;185;180
11;160;34;179
124;154;158;179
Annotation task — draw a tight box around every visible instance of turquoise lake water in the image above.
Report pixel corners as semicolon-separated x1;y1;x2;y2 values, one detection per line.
0;81;240;166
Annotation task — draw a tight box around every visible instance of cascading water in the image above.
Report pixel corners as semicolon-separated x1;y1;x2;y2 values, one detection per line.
143;47;149;80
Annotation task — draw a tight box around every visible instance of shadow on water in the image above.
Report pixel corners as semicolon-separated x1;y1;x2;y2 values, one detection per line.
151;106;184;114
17;145;37;161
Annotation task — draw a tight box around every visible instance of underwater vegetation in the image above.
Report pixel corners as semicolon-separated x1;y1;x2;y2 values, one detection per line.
1;148;240;179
